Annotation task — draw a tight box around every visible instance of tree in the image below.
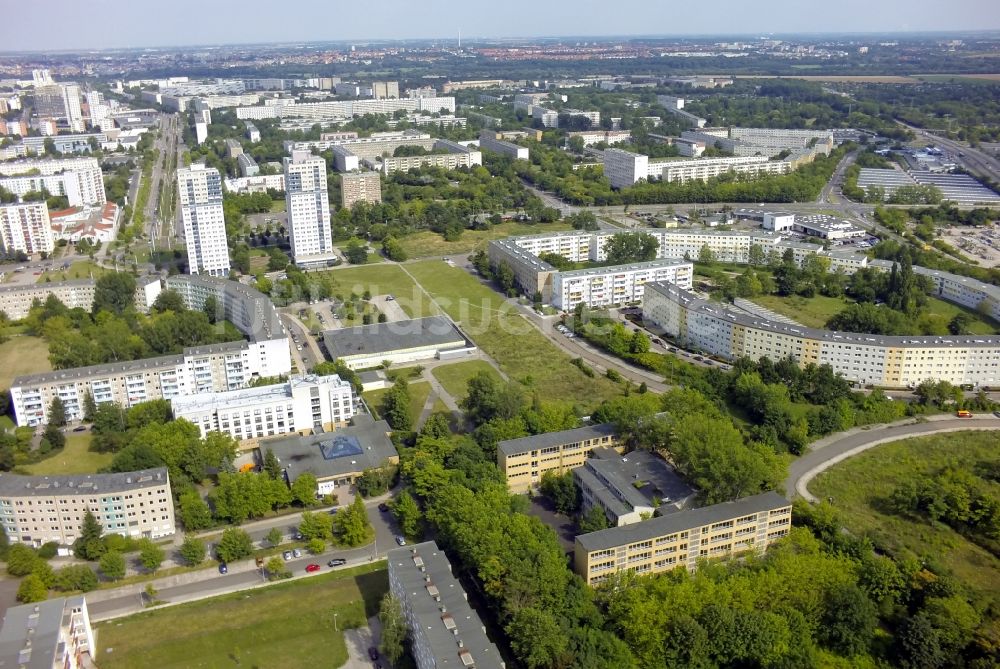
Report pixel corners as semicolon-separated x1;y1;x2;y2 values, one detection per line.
16;574;48;603
216;528;253;563
152;289;186;313
265;527;283;547
265;555;290;580
336;495;372;547
47;397;66;427
356;467;393;498
381;377;412;431
819;583;877;656
698;243;717;265
263;449;282;479
577;506;610;534
540;471;580;515
307;537;326;554
299;510;334;541
392;490;422;538
508;606;569;669
92;273;137;316
603;232;658;264
202;295;220;324
382;236;408;262
82;391;97;422
344;240;368;264
74;510;105;560
99;551;126;581
897;612;946;669
948;312;973;335
6;544;39;577
378;593;407;664
179;536;206;566
138;539;165;572
290;472;320;506
177;490;213;530
53;565;98;592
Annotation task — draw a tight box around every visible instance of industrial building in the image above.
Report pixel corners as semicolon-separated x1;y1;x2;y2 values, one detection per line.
323;316;473;370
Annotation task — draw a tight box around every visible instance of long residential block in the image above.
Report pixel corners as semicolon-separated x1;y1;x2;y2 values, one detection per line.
574;491;791;586
498;423;619;494
0;467;175;547
388;540;505;669
643;281;1000;388
0;597;95;669
0;157;106;207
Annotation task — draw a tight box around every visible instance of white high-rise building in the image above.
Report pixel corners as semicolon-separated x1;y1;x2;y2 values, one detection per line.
177;163;230;276
62;84;85;132
0;202;54;256
284;150;334;266
0;157;106;207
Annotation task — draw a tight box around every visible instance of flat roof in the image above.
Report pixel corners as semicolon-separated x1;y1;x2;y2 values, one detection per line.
12;353;185;387
498;422;617;457
387;541;505;669
0;597;87;669
555;258;691;279
576;491;790;552
0;468;168;498
260;415;397;482
323;316;467;360
576;447;695;515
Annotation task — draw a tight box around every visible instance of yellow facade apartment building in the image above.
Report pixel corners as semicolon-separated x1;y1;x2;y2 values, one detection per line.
498;423;620;494
574;491;791;586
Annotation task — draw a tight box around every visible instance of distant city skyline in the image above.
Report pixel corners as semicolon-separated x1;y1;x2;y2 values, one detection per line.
1;0;999;52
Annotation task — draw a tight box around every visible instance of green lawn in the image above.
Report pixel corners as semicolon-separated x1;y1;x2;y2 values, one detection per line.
398;221;574;259
0;336;51;390
96;564;387;669
23;434;112;475
750;294;848;328
405;261;621;411
318;264;438;319
364;380;432;427
268;199;286;213
431;360;502;404
36;260;110;283
924;296;998;335
809;431;1000;605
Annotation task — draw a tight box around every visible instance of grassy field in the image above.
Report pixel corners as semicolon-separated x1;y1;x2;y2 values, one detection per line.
750;294;847;328
924;296;998;335
0;336;51;390
398;221;575;259
96;564;387;669
318;264;438;319
405;261;621;411
810;431;1000;605
364;380;432;427
268;199;286;213
36;260;110;283
23;434;112;475
431;360;503;404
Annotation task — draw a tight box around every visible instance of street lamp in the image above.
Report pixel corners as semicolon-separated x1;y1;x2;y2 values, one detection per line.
333;612;339;632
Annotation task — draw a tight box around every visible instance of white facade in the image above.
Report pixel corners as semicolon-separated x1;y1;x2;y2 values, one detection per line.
285;151;334;264
660;156;789;184
0;157;106;207
171;374;356;442
223;174;286;193
0;202;54;255
478;130;529;159
763;212;795;232
552;259;693;310
194;121;208;144
62;83;85;132
177;163;230;276
235;97;456;121
0;597;95;669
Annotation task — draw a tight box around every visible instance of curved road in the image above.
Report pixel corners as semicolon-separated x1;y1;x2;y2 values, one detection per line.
788;415;1000;502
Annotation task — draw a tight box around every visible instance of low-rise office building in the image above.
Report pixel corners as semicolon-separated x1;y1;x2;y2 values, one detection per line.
0;597;95;669
575;447;696;526
0;468;175;547
171;374;356;445
642;281;1000;388
574;491;792;585
323;316;473;370
388;540;506;669
793;214;866;240
262;415;398;496
498;423;619;494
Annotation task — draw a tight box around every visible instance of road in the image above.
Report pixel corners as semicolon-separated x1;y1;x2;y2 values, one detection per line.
899;121;1000;182
86;499;400;621
786;415;1000;502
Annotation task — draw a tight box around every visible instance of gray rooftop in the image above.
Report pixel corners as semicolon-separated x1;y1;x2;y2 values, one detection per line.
555;258;691;280
575;447;695;517
261;415;397;482
323;316;467;360
498;422;617;457
0;597;87;669
0;279;94;295
387;541;505;669
0;468;169;498
576;491;791;552
645;281;1000;349
12;353;185;388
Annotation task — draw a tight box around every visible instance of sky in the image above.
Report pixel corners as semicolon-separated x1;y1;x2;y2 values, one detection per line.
2;0;999;52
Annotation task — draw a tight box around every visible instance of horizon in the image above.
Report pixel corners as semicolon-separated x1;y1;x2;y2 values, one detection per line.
1;0;998;53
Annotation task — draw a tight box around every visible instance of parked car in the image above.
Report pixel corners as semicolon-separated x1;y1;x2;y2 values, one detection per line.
292;548;302;558
956;409;973;418
293;531;303;541
395;536;406;546
328;558;347;567
282;550;293;561
378;503;389;513
72;426;87;432
218;562;228;574
305;563;321;573
368;648;380;661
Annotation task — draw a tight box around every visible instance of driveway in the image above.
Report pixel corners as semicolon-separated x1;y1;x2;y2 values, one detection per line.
342;616;382;669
